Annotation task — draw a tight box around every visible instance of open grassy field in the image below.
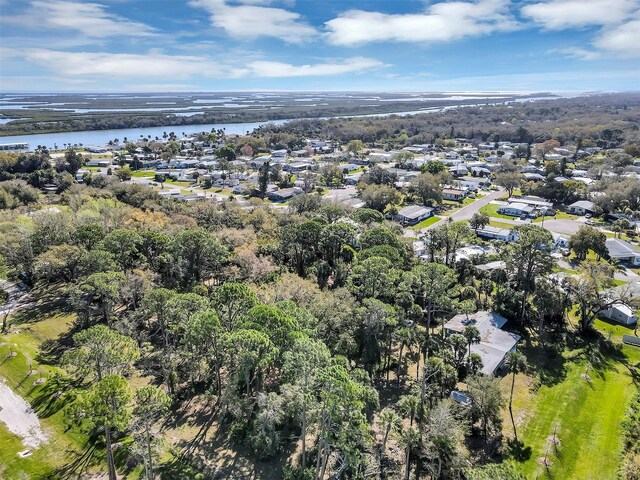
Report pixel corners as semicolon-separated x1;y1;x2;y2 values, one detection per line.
504;320;640;479
0;313;90;480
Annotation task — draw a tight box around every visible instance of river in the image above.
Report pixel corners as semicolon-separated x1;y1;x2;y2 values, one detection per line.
0;120;287;150
0;95;563;150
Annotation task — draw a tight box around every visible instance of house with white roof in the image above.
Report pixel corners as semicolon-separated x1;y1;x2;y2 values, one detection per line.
475;226;518;242
498;202;536;217
396;205;434;226
444;311;521;375
601;303;637;325
568;200;596;216
606;238;640;266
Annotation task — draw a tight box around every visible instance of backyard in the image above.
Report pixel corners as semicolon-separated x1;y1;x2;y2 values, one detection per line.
503;319;640;479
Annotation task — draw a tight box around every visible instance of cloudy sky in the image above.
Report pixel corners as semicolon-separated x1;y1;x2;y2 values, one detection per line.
1;0;639;92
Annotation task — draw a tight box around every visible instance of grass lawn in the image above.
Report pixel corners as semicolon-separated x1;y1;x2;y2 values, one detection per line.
409;215;442;230
533;211;579;222
488;220;516;229
165;180;193;187
505;321;640;479
0;313;90;480
479;202;517;220
131;170;155;178
212;187;234;196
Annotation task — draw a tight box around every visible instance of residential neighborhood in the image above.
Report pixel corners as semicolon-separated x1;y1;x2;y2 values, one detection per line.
1;93;640;480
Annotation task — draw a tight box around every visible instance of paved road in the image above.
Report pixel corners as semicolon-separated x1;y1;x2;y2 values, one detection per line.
409;189;507;236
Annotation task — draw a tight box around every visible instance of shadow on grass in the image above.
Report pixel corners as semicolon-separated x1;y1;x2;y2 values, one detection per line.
37;322;81;365
39;439;100;480
519;340;568;388
28;374;79;419
11;284;73;326
507;439;532;462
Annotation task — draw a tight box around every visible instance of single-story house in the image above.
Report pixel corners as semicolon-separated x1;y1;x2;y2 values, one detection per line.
271;149;288;158
283;161;313;173
606;238;640;266
368;152;393;163
86;159;113;168
442;188;467;201
85;146;107;153
291;149;309;157
523;172;545;182
470;167;491;177
568;200;596;216
449;165;469;177
475;226;518;242
338;163;360;173
444;311;521;375
396;205;434;226
267;187;302;202
498;202;536;217
508;195;553;210
248;157;270;169
475;260;507;272
600;303;637;325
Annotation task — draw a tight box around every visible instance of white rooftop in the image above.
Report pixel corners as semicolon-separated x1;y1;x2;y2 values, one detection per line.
445;311;520;375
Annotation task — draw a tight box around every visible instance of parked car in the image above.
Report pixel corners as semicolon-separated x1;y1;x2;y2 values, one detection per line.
585;213;592;219
586;220;595;225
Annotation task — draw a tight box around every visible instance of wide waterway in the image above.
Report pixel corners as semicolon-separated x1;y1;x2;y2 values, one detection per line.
0;120;286;150
0;95;562;150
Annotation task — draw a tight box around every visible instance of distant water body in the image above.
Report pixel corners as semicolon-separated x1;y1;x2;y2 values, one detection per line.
0;95;561;150
0;120;284;150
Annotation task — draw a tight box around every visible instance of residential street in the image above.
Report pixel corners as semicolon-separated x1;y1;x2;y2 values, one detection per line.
411;188;507;235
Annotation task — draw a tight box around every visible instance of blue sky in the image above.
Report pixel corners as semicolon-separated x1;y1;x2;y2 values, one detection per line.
0;0;638;92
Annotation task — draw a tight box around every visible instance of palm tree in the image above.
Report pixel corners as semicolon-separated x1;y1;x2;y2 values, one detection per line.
400;427;420;480
463;325;481;357
505;351;527;442
378;408;401;453
398;395;420;426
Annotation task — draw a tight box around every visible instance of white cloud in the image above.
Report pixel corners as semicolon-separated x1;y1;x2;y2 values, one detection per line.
521;0;637;29
595;18;640;57
21;50;219;79
4;1;157;38
20;49;383;80
549;47;602;60
324;0;518;46
244;57;384;77
190;0;316;43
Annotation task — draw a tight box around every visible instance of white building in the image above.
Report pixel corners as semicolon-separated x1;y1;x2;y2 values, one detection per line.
396;205;434;226
444;311;521;375
475;226;518;242
498;202;536;217
600;303;637;325
568;200;596;216
606;238;640;266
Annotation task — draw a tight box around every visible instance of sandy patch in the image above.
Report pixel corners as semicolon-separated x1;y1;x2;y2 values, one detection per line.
0;378;47;448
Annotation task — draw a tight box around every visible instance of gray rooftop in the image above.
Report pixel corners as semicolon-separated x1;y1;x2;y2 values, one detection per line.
445;311;520;375
569;200;595;210
606;238;640;259
397;205;434;219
